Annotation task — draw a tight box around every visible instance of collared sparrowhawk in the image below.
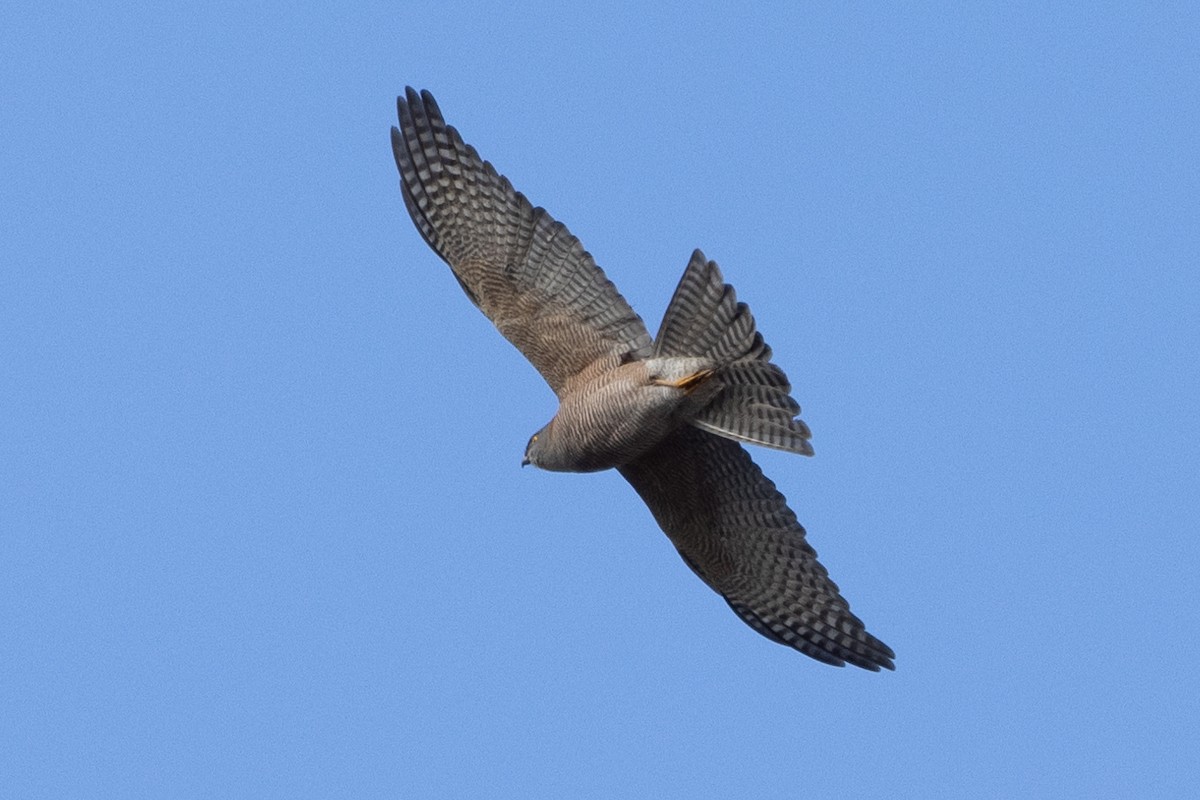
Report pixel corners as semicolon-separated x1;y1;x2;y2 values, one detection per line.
391;88;893;671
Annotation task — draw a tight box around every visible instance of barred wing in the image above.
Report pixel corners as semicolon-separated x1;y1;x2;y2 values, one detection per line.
391;88;652;394
620;427;894;670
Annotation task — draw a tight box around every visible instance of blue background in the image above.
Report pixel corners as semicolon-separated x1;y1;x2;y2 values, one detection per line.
4;3;1197;797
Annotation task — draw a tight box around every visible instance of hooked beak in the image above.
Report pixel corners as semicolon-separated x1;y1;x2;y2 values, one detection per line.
521;456;530;468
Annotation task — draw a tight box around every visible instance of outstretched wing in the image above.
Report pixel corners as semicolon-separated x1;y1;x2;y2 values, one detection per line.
391;88;653;395
619;426;894;670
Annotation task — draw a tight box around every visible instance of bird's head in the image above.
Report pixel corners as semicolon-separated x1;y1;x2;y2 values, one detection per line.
522;419;579;471
521;426;548;469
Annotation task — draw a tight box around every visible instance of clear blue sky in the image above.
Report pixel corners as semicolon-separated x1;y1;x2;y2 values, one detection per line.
4;3;1197;797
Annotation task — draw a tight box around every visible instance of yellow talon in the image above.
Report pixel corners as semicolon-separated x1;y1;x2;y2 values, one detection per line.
653;369;715;394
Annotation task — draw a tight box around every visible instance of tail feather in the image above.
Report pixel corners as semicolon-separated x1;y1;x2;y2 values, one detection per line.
655;252;747;361
711;366;800;414
720;361;790;390
655;250;813;456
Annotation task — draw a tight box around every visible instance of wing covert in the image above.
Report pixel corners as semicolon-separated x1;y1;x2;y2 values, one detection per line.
391;88;652;394
619;427;894;670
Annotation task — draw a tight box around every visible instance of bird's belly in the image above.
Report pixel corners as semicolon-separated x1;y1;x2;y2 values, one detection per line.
550;384;685;472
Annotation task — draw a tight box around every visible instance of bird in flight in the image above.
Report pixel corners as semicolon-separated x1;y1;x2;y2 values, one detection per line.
390;88;893;670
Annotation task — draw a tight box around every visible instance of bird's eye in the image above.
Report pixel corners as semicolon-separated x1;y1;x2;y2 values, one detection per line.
531;434;538;442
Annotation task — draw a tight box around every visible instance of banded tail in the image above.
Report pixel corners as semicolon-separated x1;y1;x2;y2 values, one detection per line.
654;250;813;456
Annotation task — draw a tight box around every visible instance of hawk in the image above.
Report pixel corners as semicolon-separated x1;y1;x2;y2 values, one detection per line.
390;88;893;670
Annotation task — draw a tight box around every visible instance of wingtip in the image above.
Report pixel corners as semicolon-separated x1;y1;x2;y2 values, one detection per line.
396;87;446;132
396;86;416;114
865;638;897;671
846;649;896;672
389;126;404;168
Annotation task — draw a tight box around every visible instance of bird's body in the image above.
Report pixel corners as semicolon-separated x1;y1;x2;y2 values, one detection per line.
391;88;894;670
527;355;719;473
